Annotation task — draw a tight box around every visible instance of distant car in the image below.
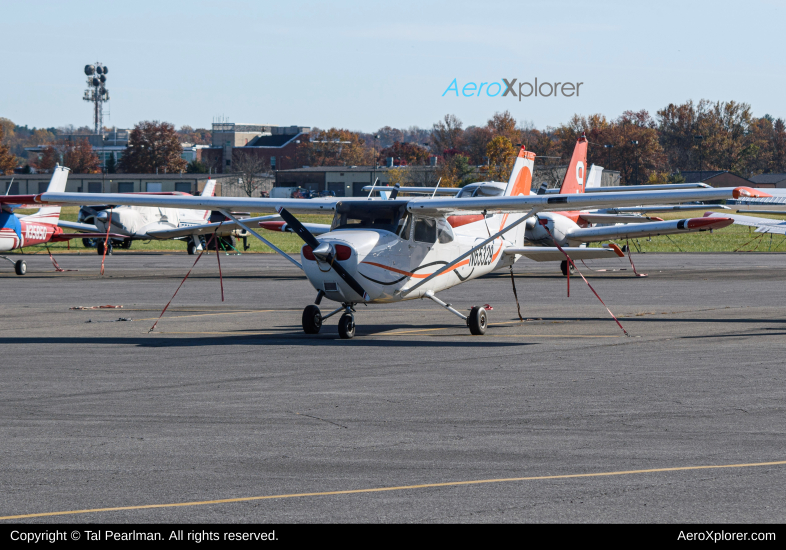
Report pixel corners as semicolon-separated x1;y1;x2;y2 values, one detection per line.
291;188;313;199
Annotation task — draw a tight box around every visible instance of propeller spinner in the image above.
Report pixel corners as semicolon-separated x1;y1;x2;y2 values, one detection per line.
276;207;370;302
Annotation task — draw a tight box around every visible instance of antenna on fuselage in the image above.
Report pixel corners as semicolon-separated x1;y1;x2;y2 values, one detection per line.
430;177;442;199
367;178;379;200
5;177;14;195
389;183;401;200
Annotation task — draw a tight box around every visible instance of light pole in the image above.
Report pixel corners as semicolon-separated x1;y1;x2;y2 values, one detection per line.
693;135;704;182
604;144;613;169
630;140;639;185
373;134;379;186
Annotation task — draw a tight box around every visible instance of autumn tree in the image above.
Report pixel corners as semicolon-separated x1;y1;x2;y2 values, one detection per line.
0;124;17;174
62;138;101;174
120;121;187;174
431;114;464;154
378;141;430;165
486;136;516;182
487;111;520;145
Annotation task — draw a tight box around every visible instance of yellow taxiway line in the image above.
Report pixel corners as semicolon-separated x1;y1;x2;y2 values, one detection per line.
2;459;784;520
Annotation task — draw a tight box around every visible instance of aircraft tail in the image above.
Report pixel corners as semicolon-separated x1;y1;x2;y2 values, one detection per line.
24;165;70;225
558;134;588;194
196;178;218;220
585;164;603;189
201;179;217;197
504;146;536;196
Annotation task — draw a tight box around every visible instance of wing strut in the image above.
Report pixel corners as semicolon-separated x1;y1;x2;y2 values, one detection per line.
218;209;303;271
398;207;541;297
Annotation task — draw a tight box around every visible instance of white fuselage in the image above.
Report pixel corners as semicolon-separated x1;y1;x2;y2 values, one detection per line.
301;212;527;304
93;205;211;238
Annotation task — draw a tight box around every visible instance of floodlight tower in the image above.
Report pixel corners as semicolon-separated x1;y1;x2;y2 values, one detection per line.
83;62;110;135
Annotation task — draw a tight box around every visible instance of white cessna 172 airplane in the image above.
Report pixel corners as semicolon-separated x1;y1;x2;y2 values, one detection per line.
59;179;279;255
37;154;770;339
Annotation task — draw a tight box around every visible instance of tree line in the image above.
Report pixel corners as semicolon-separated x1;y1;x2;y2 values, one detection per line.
2;100;785;183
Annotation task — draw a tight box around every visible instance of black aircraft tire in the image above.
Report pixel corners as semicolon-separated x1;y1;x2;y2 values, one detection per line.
302;305;322;334
560;260;575;276
14;260;27;276
338;313;355;339
468;306;487;335
187;241;196;255
97;241;104;255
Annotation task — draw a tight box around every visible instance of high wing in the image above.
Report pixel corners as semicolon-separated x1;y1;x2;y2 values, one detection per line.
39;186;769;216
599;204;730;214
704;211;786;234
145;214;281;240
407;187;769;214
564;216;733;244
504;245;624;262
577;213;663;224
361;186;461;196
543;183;711;194
39;192;340;214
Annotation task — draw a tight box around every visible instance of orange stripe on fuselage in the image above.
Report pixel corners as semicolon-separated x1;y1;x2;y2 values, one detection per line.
362;259;471;279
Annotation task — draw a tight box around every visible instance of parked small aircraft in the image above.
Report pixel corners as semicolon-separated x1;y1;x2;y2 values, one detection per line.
38;153;770;337
59;179;279;255
0;166;121;275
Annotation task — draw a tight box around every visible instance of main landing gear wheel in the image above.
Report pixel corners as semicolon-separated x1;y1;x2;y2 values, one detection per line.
14;260;27;276
302;305;322;334
187;240;197;255
560;260;575;277
338;313;355;339
468;306;487;335
96;241;113;256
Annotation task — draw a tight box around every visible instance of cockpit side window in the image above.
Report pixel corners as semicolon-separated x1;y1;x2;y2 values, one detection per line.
436;217;454;243
413;217;438;244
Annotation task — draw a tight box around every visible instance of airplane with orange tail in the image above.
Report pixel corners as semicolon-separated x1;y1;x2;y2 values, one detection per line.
520;134;738;274
0;166;123;275
37;161;769;338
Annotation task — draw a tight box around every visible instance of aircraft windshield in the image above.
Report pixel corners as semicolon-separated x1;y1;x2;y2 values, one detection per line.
330;201;408;234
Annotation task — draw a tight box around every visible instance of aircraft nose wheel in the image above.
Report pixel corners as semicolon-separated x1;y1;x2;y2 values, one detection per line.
302;304;322;334
468;306;487;335
338;313;355;339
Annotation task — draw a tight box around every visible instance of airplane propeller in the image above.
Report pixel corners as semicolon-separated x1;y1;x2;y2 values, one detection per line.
276;207;370;301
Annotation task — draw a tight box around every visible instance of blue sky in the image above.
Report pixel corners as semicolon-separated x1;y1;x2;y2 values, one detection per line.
2;0;783;132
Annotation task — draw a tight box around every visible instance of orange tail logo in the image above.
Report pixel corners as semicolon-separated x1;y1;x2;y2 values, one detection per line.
559;134;588;194
505;146;536;196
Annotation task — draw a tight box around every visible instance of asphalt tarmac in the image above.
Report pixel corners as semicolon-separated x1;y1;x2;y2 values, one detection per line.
1;250;785;523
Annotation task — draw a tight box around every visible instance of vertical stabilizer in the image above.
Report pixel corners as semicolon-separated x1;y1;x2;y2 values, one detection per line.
24;166;70;225
200;178;217;197
586;164;604;189
504;146;536;196
558;134;588;194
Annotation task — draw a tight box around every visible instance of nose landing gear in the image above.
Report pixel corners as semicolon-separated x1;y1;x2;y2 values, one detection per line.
301;302;357;339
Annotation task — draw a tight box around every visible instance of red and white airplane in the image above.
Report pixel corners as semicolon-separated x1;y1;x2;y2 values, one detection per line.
0;166;119;275
36;162;769;337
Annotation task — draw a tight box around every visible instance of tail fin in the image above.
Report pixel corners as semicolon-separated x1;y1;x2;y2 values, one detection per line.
196;178;218;221
585;164;603;189
558;134;588;194
504;145;536;196
24;165;69;225
201;178;217;197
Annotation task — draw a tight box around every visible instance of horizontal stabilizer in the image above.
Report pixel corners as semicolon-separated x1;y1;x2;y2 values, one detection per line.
58;220;101;232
